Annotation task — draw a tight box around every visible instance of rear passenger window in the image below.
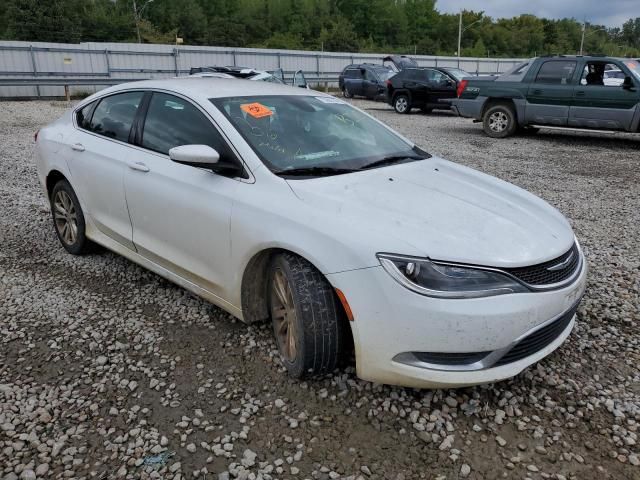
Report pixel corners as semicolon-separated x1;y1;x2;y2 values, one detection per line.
89;92;144;142
76;101;96;129
141;93;232;159
535;61;577;85
345;69;361;79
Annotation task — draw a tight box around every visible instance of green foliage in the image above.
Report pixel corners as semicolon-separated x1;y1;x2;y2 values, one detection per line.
0;0;638;58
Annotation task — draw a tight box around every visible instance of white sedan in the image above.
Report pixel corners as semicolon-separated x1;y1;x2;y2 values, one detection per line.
35;78;587;388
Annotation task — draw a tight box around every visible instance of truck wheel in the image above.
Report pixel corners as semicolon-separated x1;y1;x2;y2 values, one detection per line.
394;94;411;114
483;103;517;138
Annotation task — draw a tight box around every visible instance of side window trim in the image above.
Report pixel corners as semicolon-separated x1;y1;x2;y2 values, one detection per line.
131;91;153;146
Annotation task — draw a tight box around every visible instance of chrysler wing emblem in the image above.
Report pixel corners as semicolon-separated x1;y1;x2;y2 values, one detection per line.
547;251;574;272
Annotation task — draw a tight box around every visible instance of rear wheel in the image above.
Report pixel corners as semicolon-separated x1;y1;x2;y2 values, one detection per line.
50;179;96;255
268;253;348;378
342;87;353;99
393;94;411;114
483;103;517;138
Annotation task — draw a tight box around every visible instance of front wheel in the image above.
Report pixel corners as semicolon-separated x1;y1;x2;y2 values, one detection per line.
483;103;517;138
268;253;348;378
393;94;411;114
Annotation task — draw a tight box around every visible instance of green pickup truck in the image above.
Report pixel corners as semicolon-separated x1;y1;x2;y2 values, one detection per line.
449;55;640;138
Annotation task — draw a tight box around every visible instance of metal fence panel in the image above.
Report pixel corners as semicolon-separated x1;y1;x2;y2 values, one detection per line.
0;40;526;98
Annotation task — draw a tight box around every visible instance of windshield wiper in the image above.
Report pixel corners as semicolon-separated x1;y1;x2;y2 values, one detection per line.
275;166;357;177
359;154;426;170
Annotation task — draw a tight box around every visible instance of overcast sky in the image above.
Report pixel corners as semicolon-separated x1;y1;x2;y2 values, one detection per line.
436;0;636;28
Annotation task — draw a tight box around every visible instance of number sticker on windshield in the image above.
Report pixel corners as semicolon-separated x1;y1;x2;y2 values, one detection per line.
241;102;273;118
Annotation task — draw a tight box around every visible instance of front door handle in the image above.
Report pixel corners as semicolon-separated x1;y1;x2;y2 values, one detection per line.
71;143;85;152
129;161;150;173
532;89;542;95
575;91;585;96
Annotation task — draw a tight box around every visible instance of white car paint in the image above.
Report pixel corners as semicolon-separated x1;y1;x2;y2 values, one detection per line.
603;69;625;86
35;77;587;388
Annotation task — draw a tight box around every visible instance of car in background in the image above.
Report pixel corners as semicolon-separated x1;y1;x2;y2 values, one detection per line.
36;77;587;389
603;69;625;86
383;55;418;72
190;66;308;88
450;55;640;138
339;63;395;100
386;67;471;114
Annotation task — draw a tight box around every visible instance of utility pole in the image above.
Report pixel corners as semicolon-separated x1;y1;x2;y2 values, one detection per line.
580;20;586;55
457;11;462;58
133;0;155;44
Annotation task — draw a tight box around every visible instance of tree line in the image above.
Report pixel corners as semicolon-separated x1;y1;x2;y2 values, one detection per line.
1;0;639;58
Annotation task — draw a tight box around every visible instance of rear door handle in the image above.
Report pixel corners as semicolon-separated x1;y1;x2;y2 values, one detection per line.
129;161;150;172
532;89;542;95
575;91;585;96
71;143;85;152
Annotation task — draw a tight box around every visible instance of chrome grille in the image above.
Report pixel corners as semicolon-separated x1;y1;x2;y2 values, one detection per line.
505;243;580;287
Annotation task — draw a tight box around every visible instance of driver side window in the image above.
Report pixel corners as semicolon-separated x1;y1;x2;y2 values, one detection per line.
580;62;623;87
141;93;233;161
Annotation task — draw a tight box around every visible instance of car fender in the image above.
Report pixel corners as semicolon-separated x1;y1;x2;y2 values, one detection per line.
392;88;412;103
631;102;640;132
36;115;76;197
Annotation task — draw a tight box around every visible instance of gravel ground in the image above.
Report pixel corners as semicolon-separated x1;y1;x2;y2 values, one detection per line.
0;98;639;480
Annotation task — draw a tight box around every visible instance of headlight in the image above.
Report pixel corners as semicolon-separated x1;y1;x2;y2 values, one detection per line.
377;254;529;299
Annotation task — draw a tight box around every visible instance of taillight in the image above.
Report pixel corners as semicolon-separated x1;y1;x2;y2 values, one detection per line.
386;79;392;87
456;79;468;98
34;130;39;142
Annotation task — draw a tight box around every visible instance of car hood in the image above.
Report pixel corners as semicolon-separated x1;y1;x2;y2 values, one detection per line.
286;158;575;268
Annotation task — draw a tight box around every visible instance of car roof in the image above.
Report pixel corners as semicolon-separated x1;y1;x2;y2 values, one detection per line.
345;63;391;70
88;77;318;101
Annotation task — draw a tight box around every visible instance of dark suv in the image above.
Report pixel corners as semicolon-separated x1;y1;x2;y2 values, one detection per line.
339;64;395;100
386;67;470;113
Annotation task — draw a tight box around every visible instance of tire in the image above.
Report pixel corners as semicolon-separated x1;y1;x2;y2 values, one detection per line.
483;103;517;138
50;179;96;255
342;87;353;99
268;252;348;378
393;94;411;114
421;106;433;114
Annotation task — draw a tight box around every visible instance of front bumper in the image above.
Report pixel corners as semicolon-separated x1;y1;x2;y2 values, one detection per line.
327;258;587;389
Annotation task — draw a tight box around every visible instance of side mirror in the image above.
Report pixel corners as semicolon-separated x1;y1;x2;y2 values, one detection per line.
623;76;636;91
169;144;220;168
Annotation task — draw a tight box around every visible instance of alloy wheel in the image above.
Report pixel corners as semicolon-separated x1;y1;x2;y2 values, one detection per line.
395;97;408;113
489;111;509;133
53;190;78;245
270;269;298;363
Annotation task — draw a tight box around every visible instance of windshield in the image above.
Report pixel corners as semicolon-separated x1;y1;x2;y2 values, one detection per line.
211;95;425;175
445;68;471;80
